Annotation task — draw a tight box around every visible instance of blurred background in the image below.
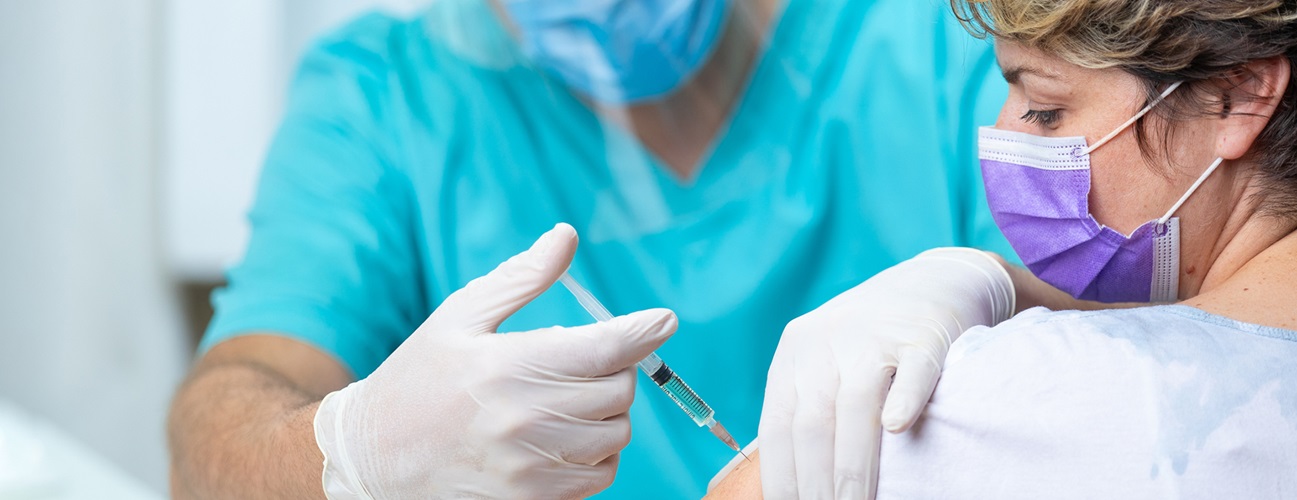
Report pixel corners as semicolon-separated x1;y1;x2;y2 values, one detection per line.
0;0;422;495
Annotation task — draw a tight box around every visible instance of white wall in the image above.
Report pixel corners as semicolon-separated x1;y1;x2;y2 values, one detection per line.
162;1;285;280
0;0;426;493
0;0;186;493
163;0;423;281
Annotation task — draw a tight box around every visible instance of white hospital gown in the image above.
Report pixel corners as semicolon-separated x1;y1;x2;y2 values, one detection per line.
878;305;1297;499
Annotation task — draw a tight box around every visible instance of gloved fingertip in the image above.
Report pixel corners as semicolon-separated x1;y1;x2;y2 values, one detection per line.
550;222;577;244
880;404;917;433
882;419;911;434
582;309;679;374
531;223;578;267
636;308;678;338
602;309;678;346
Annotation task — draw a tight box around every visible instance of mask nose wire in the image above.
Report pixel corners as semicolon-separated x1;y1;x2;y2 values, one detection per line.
1157;156;1225;226
1079;81;1184;156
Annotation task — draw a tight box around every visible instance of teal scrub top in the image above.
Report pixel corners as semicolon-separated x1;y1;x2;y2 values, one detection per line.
202;0;1014;497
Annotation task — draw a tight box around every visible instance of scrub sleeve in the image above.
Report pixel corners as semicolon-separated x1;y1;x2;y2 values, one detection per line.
200;16;424;378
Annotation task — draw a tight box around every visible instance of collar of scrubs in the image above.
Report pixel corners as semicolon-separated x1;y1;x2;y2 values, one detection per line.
420;0;833;195
590;0;832;190
570;0;847;244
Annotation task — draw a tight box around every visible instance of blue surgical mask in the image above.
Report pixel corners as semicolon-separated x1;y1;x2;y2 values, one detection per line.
500;0;730;104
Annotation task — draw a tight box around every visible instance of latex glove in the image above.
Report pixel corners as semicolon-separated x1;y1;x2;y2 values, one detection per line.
314;223;678;499
758;248;1014;499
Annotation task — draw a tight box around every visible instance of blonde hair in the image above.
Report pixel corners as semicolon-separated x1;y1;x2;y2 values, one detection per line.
956;1;1297;72
953;0;1297;217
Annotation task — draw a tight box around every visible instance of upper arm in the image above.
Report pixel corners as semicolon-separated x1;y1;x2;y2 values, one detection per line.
201;16;427;379
704;450;764;500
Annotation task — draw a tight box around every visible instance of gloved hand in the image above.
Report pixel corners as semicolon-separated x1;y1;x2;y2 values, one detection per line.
313;223;678;499
758;248;1015;499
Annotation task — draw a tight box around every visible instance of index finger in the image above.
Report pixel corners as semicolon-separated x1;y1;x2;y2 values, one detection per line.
509;308;678;378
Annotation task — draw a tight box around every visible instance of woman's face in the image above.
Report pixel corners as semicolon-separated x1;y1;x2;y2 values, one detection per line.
992;42;1225;238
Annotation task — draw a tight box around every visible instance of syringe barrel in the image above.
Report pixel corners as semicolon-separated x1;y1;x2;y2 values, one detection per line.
652;366;715;426
558;272;716;426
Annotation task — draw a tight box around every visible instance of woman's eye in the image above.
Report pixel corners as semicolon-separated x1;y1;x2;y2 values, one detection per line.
1020;108;1061;127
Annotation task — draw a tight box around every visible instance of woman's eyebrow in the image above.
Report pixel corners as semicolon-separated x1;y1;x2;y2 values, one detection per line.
1001;65;1060;84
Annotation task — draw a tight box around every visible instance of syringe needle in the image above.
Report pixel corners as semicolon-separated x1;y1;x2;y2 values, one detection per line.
559;271;745;454
714;422;750;462
708;420;743;455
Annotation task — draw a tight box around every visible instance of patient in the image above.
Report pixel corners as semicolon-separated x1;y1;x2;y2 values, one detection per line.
713;0;1297;497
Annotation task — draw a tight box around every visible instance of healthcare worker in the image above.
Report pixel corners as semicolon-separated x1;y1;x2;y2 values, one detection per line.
168;0;1015;498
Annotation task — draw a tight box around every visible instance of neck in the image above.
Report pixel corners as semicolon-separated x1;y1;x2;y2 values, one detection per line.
1186;166;1296;294
1185;199;1297;330
598;0;779;181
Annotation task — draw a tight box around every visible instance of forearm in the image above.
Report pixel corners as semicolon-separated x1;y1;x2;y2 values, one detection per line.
986;252;1134;313
168;361;326;499
1002;259;1085;312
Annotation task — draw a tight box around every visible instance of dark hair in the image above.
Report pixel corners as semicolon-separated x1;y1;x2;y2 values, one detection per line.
953;0;1297;218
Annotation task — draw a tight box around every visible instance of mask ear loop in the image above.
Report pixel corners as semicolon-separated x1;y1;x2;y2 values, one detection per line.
1079;81;1184;156
1154;156;1226;234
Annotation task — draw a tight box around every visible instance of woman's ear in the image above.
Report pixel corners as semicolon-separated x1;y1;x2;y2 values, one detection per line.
1215;56;1292;160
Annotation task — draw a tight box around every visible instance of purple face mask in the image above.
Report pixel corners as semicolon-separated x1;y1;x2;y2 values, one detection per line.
979;82;1223;303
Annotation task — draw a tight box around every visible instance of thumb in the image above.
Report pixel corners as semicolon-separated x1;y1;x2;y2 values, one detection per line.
434;223;578;334
521;308;679;378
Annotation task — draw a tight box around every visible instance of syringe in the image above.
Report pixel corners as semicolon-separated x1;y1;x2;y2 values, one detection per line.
558;272;745;457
